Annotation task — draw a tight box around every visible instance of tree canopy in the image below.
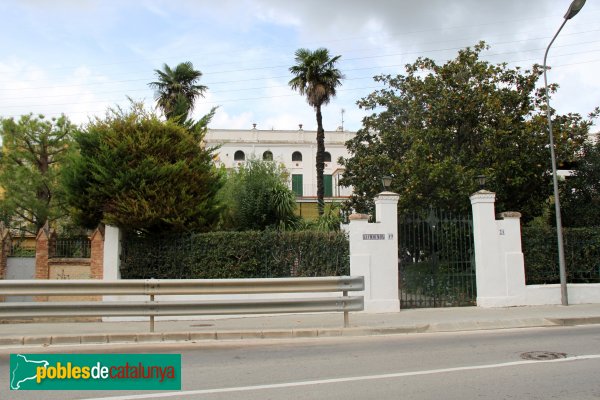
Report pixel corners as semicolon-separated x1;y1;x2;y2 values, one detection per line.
289;48;344;215
149;61;207;122
0;114;76;234
62;103;222;233
340;42;595;221
559;139;600;227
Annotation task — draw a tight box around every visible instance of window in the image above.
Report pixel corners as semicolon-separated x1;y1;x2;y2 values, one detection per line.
323;152;332;162
292;174;303;197
292;151;303;162
234;150;245;161
263;151;273;161
323;174;333;197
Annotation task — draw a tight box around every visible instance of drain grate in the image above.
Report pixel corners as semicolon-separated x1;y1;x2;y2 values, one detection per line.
520;351;567;361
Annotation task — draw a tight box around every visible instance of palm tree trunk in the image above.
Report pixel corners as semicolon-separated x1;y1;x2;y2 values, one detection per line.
315;105;325;216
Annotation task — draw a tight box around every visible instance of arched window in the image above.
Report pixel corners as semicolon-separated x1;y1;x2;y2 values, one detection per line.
234;150;245;161
323;152;332;162
263;151;273;161
292;151;303;162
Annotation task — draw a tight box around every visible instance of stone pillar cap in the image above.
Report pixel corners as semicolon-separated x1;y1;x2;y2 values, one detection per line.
349;213;370;221
469;190;496;202
497;211;522;219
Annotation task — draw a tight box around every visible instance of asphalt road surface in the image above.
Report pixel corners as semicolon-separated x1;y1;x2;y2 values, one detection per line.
1;325;599;399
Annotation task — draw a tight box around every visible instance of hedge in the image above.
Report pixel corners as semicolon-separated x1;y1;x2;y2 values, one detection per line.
522;226;600;284
120;230;349;279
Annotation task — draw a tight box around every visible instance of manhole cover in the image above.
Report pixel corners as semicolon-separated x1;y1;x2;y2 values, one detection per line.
520;351;567;361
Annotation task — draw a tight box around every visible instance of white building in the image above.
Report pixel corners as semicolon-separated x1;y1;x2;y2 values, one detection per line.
205;126;356;217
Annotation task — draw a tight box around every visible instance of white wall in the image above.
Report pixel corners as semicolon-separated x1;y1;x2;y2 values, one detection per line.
470;191;600;307
524;284;600;305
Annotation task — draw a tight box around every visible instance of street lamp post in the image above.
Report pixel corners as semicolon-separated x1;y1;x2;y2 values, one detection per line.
543;0;586;306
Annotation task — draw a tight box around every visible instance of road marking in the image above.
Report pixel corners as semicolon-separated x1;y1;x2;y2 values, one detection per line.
84;354;600;400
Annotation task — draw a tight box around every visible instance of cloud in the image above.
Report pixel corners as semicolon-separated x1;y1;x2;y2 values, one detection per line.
0;58;121;125
211;109;255;129
1;0;597;134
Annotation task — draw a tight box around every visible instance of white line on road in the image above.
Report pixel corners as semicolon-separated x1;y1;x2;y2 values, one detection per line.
84;354;600;400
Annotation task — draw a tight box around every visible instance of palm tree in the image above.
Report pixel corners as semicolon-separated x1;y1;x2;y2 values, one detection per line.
289;48;344;215
149;61;207;122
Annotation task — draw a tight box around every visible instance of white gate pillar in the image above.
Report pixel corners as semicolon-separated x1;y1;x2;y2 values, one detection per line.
349;192;400;312
103;225;121;280
470;191;526;307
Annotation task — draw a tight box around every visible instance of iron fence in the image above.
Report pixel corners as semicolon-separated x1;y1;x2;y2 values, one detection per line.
522;226;600;284
8;242;36;257
54;237;91;258
398;209;476;308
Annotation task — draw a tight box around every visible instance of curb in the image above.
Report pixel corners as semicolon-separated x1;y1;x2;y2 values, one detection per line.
1;317;599;348
0;325;432;347
546;316;600;326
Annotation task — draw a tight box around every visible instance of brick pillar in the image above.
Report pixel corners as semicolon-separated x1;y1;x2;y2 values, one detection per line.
90;225;105;280
0;222;10;281
0;222;10;302
35;224;57;280
35;223;56;301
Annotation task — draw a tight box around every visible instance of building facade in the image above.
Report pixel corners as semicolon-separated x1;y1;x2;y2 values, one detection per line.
205;126;355;218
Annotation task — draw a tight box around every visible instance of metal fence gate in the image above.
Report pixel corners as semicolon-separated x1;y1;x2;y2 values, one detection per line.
398;209;476;308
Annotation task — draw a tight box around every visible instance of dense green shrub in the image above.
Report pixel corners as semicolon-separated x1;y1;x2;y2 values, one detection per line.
217;159;298;231
62;103;222;233
522;226;600;284
120;230;349;279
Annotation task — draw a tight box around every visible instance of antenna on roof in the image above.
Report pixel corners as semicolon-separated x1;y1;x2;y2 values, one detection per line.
341;108;345;131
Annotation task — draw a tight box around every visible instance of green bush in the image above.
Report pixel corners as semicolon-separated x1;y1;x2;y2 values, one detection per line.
120;230;349;279
522;226;600;284
217;159;298;231
62;103;222;233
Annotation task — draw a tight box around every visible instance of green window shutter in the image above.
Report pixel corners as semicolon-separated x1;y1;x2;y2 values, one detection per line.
324;174;333;197
292;174;303;196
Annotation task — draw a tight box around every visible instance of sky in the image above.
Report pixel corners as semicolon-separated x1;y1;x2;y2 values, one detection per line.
0;0;599;133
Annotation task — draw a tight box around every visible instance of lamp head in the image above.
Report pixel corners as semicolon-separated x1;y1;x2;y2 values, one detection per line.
475;175;486;191
564;0;585;19
381;175;393;191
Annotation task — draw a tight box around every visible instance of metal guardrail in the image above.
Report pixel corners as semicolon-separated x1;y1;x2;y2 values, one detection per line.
0;276;364;296
0;277;364;332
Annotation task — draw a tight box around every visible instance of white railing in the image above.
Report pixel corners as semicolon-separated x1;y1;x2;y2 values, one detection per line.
0;277;364;332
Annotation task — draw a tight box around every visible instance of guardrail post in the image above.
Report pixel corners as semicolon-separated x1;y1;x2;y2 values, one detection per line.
150;294;155;333
147;278;157;333
343;290;349;328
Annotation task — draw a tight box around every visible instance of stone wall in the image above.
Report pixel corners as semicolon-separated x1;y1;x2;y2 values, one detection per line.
30;224;104;302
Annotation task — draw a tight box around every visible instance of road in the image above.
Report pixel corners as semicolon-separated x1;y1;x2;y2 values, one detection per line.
1;325;599;399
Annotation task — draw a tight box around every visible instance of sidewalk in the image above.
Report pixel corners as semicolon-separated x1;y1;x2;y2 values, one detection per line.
1;304;600;347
